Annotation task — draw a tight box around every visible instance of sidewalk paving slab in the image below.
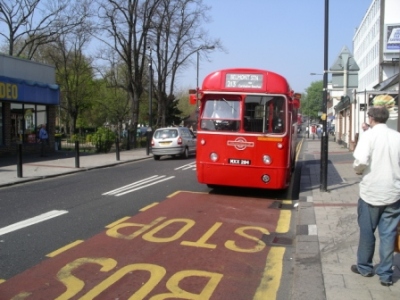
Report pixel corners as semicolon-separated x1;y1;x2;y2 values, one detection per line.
295;136;400;300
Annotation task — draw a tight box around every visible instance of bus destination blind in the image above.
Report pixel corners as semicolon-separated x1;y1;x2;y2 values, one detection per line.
225;73;263;89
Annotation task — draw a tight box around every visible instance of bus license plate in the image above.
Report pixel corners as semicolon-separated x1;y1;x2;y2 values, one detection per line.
228;158;251;165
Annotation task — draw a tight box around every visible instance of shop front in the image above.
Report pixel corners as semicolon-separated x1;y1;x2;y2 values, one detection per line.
0;55;59;155
334;96;351;147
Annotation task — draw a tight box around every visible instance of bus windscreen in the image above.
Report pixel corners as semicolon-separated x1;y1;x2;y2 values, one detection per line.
243;95;286;133
201;99;240;131
200;95;286;134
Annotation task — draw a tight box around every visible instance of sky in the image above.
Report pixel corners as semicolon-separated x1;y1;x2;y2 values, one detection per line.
0;0;373;95
176;0;373;94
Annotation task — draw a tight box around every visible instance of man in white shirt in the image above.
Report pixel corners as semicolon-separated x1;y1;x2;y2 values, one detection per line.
352;106;400;286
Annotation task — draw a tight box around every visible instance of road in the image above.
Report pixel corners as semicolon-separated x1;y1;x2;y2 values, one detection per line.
0;156;300;299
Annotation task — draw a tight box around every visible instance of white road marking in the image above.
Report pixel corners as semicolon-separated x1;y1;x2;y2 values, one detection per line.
174;162;196;171
102;175;175;197
0;210;68;236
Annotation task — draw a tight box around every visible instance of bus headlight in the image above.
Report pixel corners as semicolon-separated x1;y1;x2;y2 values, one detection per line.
277;143;283;149
210;152;219;162
261;174;270;183
262;155;272;165
201;139;206;145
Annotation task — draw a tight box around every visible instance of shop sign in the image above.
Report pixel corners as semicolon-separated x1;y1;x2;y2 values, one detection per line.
0;81;18;100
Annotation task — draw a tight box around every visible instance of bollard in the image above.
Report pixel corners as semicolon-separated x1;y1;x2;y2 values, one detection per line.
146;130;150;155
75;141;80;168
17;143;23;178
115;137;120;161
126;131;130;150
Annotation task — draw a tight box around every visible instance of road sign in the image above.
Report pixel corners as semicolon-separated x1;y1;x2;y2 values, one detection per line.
330;46;359;88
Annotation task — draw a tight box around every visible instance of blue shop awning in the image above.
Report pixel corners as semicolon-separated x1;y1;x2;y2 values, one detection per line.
0;75;59;105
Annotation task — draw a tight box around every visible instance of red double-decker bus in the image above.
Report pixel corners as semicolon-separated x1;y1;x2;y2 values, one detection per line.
195;68;300;190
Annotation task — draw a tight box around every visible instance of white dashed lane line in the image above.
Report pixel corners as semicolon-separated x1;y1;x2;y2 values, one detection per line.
0;210;68;236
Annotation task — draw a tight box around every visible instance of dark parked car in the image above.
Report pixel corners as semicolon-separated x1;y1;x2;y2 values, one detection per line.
151;127;197;160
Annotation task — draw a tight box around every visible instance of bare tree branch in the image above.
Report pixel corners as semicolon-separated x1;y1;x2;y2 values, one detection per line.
148;0;222;126
0;0;95;59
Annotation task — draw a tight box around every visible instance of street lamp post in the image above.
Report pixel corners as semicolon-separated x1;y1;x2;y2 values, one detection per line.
307;98;310;138
146;48;153;156
320;0;329;192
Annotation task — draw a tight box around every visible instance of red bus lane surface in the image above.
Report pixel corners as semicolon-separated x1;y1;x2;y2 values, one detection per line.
0;191;292;299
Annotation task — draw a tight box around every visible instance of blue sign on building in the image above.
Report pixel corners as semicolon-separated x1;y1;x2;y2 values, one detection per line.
0;76;59;105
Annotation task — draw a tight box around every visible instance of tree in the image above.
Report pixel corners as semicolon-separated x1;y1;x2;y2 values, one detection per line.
176;88;196;118
95;0;221;145
45;33;96;134
91;74;131;135
0;0;93;59
302;80;323;123
95;0;164;147
148;0;221;127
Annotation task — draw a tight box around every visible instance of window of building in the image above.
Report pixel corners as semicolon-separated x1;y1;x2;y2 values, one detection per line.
11;103;47;144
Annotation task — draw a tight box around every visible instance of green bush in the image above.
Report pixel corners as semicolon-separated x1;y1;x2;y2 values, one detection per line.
86;134;92;143
92;127;116;153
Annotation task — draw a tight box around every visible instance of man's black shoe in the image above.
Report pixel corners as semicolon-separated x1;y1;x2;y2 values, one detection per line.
380;281;392;287
351;265;373;277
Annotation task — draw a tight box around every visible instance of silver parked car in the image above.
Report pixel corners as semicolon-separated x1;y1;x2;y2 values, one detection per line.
151;127;197;160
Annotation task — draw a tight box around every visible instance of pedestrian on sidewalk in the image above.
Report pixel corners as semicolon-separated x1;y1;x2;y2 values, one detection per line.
316;126;322;139
38;124;49;157
311;125;316;140
352;106;400;287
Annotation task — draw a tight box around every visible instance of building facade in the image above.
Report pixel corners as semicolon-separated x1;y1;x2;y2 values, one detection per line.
352;0;399;137
0;54;59;155
332;0;399;150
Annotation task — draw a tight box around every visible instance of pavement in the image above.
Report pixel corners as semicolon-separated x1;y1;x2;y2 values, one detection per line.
0;147;151;187
0;138;399;299
295;134;400;300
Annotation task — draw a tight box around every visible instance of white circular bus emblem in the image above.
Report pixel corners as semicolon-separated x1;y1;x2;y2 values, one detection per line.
227;137;255;150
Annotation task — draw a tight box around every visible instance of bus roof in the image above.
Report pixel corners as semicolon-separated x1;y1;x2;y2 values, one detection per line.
201;68;292;94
